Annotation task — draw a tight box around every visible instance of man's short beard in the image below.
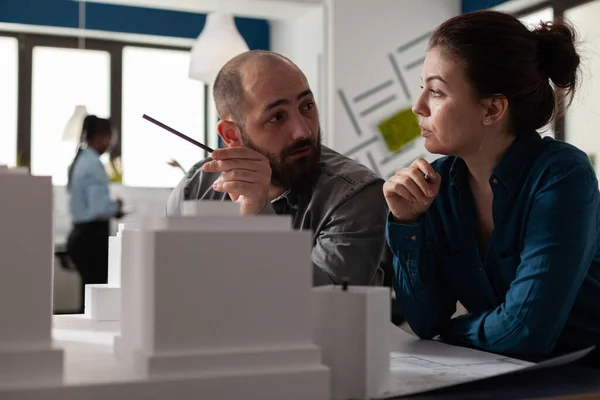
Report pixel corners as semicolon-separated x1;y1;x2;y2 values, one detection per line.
240;127;322;189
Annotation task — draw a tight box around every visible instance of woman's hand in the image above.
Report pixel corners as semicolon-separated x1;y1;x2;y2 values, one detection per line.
383;158;441;223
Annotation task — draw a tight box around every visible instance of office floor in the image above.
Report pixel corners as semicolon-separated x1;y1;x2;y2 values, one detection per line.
53;255;80;313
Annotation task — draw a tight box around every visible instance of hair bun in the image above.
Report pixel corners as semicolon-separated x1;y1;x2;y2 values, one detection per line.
534;20;580;91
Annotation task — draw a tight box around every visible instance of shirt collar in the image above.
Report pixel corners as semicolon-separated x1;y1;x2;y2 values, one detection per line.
492;131;544;188
270;168;322;211
83;146;101;157
450;131;544;190
449;157;468;189
271;188;299;210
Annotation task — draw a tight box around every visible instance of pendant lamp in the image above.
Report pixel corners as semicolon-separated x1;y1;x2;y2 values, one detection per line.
63;2;88;143
188;12;250;84
62;105;88;142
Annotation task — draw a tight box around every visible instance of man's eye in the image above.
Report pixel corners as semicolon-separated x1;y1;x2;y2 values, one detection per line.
269;114;283;123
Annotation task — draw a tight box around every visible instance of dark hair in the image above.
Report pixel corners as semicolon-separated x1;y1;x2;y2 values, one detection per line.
81;115;112;143
213;50;298;125
429;10;581;134
67;115;112;190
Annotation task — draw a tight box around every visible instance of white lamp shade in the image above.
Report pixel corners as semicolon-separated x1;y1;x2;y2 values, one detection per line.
62;105;88;142
188;12;250;84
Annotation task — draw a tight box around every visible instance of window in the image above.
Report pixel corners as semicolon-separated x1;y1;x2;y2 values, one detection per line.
565;0;600;170
519;7;554;30
30;46;110;185
121;46;205;188
0;37;18;167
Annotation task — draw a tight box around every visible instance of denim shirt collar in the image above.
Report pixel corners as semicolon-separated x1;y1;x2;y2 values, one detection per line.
450;131;545;190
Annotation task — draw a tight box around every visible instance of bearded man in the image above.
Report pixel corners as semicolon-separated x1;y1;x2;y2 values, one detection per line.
166;50;389;286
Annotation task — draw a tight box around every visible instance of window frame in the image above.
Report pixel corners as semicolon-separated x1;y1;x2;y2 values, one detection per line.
0;35;19;167
511;0;597;141
1;30;211;176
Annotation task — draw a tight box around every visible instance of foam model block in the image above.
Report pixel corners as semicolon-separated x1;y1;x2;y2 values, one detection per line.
84;285;121;321
111;200;329;398
79;223;134;322
313;285;391;400
52;314;120;333
0;167;63;386
107;224;126;286
4;198;335;399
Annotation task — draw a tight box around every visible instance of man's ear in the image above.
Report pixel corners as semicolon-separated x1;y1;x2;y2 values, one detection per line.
480;95;509;126
216;120;243;147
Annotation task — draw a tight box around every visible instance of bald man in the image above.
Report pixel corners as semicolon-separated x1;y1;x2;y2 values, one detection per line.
166;50;390;286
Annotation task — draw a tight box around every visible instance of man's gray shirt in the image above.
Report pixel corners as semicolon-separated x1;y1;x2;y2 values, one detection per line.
165;145;389;286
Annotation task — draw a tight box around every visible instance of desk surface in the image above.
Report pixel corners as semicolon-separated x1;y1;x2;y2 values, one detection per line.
402;363;600;400
3;319;597;400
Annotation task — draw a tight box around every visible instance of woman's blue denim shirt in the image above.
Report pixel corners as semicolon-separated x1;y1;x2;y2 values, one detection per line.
387;132;600;358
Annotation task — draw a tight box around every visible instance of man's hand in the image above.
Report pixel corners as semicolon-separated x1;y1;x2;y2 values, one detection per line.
203;147;272;215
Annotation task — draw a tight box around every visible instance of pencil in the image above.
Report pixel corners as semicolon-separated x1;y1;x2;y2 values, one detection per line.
142;114;214;153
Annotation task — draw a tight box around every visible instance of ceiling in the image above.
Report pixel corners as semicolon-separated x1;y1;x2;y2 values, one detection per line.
77;0;322;20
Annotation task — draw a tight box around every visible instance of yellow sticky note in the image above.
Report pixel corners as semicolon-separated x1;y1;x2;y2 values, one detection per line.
377;108;420;152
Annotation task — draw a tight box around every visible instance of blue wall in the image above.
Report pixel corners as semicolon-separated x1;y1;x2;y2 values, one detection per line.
0;0;270;50
462;0;511;13
0;0;518;48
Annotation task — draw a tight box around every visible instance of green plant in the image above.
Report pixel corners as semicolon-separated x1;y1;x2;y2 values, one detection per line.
588;153;596;170
167;159;186;175
107;156;123;183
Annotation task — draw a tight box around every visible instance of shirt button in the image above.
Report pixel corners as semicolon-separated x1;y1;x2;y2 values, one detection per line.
409;234;417;241
491;177;499;184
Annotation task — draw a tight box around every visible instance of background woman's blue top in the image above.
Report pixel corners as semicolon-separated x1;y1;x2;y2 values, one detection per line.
387;132;600;358
68;147;118;224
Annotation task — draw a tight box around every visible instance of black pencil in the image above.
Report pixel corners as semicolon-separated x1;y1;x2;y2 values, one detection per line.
142;114;214;153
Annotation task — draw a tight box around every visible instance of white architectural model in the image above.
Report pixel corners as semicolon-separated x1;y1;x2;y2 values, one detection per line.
111;200;330;397
52;224;127;332
0;166;64;386
83;223;127;321
314;284;391;399
107;224;124;286
2;167;577;399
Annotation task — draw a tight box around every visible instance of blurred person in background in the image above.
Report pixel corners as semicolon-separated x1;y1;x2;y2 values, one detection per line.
66;115;124;314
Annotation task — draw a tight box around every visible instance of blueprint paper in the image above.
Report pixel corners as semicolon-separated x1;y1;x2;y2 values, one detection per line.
379;325;594;398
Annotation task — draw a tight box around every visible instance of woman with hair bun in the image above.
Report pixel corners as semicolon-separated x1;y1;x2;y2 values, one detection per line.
384;10;600;360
